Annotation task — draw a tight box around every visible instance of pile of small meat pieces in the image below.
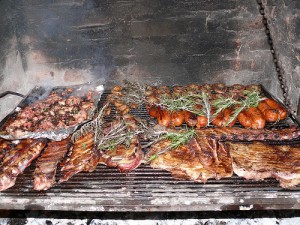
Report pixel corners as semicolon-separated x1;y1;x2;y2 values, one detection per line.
5;89;95;137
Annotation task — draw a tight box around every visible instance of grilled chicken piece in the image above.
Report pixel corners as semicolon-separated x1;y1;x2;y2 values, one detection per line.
33;138;70;190
147;137;232;183
98;115;144;172
59;133;99;183
0;139;47;191
227;142;300;188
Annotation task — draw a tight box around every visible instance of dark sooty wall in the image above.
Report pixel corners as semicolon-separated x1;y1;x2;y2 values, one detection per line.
1;0;294;119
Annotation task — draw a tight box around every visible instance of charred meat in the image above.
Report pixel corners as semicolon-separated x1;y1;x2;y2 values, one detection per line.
59;133;99;183
0;139;47;191
34;138;70;190
227;142;300;188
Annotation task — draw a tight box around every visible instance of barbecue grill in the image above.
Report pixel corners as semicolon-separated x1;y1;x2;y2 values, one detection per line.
0;0;300;223
0;89;299;212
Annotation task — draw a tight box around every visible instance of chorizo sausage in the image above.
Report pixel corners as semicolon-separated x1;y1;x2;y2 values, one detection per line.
183;111;197;127
148;106;160;118
264;98;287;120
212;108;236;127
170;111;185;127
257;100;279;122
196;116;208;128
245;107;266;129
237;110;252;128
157;109;171;127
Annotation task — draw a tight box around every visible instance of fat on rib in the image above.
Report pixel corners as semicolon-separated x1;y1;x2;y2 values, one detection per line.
227;142;300;188
0;139;47;191
59;133;99;183
33;138;71;190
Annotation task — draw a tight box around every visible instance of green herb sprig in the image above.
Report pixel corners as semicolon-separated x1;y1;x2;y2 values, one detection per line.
147;128;196;161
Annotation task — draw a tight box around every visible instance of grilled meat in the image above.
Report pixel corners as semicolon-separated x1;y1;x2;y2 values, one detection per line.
152;125;300;142
147;137;232;183
59;133;99;183
98;115;144;172
0;139;11;161
99;136;143;173
196;126;300;141
106;81;146;115
0;139;47;191
145;84;288;129
4;89;96;138
227;142;300;188
34;138;70;190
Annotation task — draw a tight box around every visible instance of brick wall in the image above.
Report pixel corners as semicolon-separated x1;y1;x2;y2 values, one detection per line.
0;0;281;119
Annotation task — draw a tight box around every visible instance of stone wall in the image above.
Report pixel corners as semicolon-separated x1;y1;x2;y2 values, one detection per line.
263;0;300;114
0;0;280;119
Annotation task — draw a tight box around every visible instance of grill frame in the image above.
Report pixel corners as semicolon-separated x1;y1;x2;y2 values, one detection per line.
0;86;300;212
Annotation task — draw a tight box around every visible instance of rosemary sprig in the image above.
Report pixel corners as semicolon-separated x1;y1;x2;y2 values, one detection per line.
200;92;211;126
226;90;263;125
212;96;238;118
71;102;110;143
157;92;209;116
115;80;146;106
147;128;196;161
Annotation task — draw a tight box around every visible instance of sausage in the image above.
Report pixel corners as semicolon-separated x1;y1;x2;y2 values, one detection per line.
172;86;186;97
245;107;266;129
148;106;160;118
245;84;261;93
196;116;208;128
157;109;171;127
212;108;236;127
257;101;279;122
170;111;185;127
183;111;197;127
264;98;287;120
224;108;237;127
237;110;252;128
212;83;227;93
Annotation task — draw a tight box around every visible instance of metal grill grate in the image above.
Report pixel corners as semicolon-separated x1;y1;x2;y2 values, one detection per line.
0;89;300;211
